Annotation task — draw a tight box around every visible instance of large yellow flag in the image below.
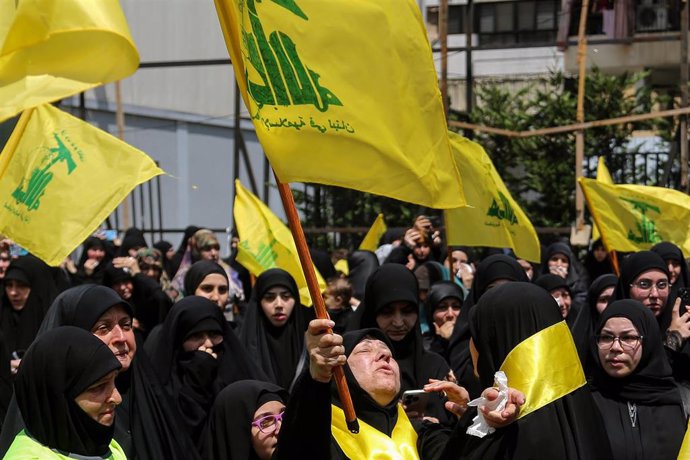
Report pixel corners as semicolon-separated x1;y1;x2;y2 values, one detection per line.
591;156;614;242
444;132;540;263
359;214;386;252
0;104;163;266
0;0;139;122
233;179;325;305
214;0;465;209
579;177;690;255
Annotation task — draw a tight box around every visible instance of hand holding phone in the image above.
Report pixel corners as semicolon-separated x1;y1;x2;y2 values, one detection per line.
402;389;430;418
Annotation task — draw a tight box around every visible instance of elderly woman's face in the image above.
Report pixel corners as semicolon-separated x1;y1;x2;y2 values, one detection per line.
597;317;642;378
74;370;122;426
91;305;136;371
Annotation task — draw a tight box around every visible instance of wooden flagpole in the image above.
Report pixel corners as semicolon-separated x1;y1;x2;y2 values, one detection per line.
274;175;359;433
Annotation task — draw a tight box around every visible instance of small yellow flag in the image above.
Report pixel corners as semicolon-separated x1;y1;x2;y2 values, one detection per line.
0;104;163;266
359;214;387;252
579;177;690;255
233;179;325;306
444;132;540;263
0;0;139;123
591;157;614;242
214;0;465;209
678;419;690;460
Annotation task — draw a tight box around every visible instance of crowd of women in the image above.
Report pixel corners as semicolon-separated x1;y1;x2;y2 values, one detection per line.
0;215;688;459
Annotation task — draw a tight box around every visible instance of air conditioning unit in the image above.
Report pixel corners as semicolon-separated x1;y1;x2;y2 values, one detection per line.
637;2;669;32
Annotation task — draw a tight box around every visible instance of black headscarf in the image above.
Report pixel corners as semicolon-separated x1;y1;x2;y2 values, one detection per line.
0;284;199;460
15;326;121;456
584;239;614;281
613;251;672;331
652;241;690;307
0;255;58;355
153;240;175;278
348;264;450;421
425;281;464;330
201;380;288;460
588;299;685;460
449;282;612;459
239;268;313;390
540;242;590;308
346;250;380;301
119;227;147;257
571;274;618;373
447;254;528;398
337;328;402;436
184;260;228;297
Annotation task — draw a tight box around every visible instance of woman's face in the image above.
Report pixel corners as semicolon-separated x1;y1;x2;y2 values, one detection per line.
91;305;136;371
376;301;417;341
628;269;669;317
595;286;615;314
74;370;122;426
0;251;10;279
5;280;30;311
666;259;682;285
551;288;572;318
198;240;220;262
260;286;295;328
432;297;461;328
194;273;229;309
86;246;105;262
250;400;285;460
547;253;569;278
182;330;224;352
597;317;643;378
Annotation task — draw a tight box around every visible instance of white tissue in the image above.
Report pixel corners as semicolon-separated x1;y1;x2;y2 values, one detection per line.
466;371;509;438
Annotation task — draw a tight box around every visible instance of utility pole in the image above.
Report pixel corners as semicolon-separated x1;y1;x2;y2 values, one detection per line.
439;0;449;119
465;0;474;117
575;0;590;229
681;0;689;193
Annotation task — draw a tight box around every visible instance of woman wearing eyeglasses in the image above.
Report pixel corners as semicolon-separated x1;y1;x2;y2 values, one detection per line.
590;299;686;459
201;380;288;460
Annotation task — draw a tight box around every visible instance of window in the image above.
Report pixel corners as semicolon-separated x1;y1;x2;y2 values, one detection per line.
476;1;561;46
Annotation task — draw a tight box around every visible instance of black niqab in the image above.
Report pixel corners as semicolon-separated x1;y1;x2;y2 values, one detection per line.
15;326;121;456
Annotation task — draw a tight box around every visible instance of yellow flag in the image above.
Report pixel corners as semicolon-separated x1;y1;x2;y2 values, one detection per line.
359;214;386;252
579;177;690;255
444;132;540;263
214;0;465;209
233;179;325;306
591;156;614;242
0;104;163;266
0;0;139;122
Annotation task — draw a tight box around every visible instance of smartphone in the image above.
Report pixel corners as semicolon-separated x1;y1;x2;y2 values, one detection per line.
9;244;27;258
679;287;690;305
402;389;430;417
103;229;118;241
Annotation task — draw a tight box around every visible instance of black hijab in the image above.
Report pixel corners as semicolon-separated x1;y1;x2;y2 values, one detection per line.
447;254;528;398
153;240;174;278
350;264;448;390
584;239;614;281
347;250;380;301
652;241;690;308
170;225;201;276
201;380;288;460
337;328;402;436
145;296;264;389
15;326;121;457
0;255;58;355
74;237;113;285
571;274;618;373
119;227;147;257
239;268;312;390
184;260;228;297
425;281;464;330
588;300;685;460
613;251;672;330
447;282;612;459
1;284;200;460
